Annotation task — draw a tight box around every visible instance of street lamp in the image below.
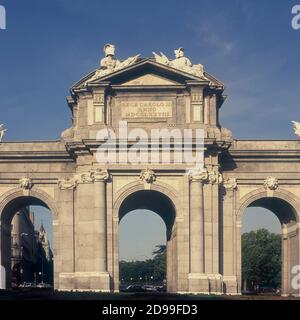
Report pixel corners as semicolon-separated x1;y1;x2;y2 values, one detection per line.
19;233;29;285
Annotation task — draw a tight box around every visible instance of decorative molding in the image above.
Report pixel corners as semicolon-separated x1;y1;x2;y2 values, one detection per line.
58;169;111;189
19;177;33;190
264;176;279;191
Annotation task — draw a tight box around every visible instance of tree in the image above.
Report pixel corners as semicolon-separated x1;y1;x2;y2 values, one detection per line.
242;229;281;291
119;244;166;284
152;245;166;281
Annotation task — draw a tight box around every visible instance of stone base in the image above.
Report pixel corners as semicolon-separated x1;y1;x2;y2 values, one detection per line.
222;276;239;295
188;273;210;294
207;274;223;295
58;272;111;292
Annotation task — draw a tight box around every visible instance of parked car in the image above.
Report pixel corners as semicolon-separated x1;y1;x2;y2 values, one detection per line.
142;285;157;292
19;282;36;288
36;283;52;289
123;285;147;292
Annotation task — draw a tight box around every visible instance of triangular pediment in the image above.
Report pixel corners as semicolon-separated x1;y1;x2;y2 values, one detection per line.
71;58;224;91
120;73;180;86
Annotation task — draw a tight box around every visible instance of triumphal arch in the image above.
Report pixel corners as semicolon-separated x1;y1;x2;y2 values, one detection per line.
1;44;300;296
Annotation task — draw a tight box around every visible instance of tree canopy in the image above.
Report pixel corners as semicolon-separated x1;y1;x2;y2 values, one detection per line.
242;229;281;290
120;245;166;284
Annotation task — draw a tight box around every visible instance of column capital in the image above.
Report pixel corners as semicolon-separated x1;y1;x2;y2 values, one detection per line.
188;168;208;183
207;167;223;185
58;177;77;190
92;169;111;182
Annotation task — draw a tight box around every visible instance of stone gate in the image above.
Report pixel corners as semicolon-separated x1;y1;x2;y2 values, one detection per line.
0;45;300;296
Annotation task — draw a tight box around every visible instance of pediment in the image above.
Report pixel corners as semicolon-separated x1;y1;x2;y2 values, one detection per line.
72;58;224;91
120;73;180;86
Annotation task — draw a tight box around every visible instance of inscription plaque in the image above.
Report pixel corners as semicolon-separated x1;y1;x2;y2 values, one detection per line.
120;101;172;119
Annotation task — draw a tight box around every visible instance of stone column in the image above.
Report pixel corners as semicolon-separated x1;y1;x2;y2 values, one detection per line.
221;178;239;295
190;177;205;273
281;226;289;297
94;169;110;273
56;178;77;290
188;169;209;293
205;166;223;294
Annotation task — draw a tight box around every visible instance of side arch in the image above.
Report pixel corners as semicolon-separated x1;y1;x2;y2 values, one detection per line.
236;188;300;224
235;187;300;296
0;187;59;220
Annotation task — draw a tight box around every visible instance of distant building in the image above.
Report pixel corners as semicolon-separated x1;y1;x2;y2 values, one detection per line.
11;207;36;286
10;209;53;287
36;224;54;284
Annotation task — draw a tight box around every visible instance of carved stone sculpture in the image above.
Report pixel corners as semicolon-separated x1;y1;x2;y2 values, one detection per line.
140;169;156;185
264;177;279;191
0;124;7;142
207;167;223;185
19;177;33;190
292;121;300;137
153;47;204;78
188;168;209;182
58;178;77;190
92;169;110;182
86;44;140;83
223;178;238;190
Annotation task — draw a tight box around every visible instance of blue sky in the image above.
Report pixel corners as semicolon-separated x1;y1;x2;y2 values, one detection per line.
0;0;298;259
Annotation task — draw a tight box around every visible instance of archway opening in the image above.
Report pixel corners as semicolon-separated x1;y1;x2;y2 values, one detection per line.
1;196;54;289
241;196;298;296
118;190;176;293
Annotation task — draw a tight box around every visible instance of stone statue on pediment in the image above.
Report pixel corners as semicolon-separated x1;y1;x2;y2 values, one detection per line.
153;47;204;78
292;121;300;138
86;44;140;84
0;124;7;142
100;44;120;70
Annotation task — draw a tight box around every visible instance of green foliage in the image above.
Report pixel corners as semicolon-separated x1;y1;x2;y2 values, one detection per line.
120;245;166;283
242;229;281;290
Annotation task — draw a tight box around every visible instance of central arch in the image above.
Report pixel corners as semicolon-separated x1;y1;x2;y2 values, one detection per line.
236;189;300;296
113;184;179;293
